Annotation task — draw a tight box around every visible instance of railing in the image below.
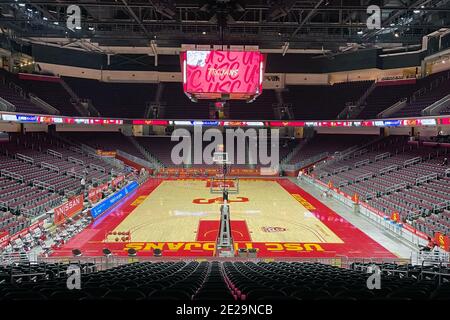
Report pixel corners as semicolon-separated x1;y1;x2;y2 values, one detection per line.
403;156;421;167
0;169;24;182
353;148;368;157
60;78;89;116
33;180;55;192
67;170;83;179
29;93;60;115
47;149;63;159
375;152;390;161
377;98;407;118
65;189;78;198
385;182;408;193
68;156;84;166
415;172;438;185
354;159;370;167
69;146;83;154
16;153;34;164
379;164;399;174
41;162;59;172
0;96;16;112
89;163;106;173
422;93;450;116
432;200;450;212
333;166;349;174
354;172;373;182
351;81;378;118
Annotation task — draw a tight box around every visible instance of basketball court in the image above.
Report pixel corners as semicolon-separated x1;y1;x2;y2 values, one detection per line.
52;178;396;259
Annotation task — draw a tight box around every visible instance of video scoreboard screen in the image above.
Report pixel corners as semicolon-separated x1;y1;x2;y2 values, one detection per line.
181;50;264;100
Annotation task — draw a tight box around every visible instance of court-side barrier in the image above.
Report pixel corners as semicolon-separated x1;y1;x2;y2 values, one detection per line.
90;181;139;219
36;255;410;271
301;174;431;251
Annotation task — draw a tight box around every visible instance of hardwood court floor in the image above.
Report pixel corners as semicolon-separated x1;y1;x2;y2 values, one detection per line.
112;180;343;243
51;178;396;258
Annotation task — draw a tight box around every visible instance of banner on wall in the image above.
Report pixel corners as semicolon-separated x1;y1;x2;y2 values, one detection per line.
54;194;84;225
435;232;449;251
96;150;117;157
88;183;109;203
0;231;9;248
91;181;139;219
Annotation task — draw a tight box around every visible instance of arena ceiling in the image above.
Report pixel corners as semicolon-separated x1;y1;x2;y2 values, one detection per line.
0;0;450;52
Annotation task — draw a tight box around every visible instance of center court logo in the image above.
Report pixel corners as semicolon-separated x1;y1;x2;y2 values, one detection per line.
170;126;280;171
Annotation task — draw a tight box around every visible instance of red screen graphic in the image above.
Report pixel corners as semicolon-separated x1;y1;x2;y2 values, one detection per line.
182;50;263;98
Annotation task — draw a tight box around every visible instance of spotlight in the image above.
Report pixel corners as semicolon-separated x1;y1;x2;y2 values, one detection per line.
102;248;112;257
72;249;82;257
394;32;399;38
127;248;137;257
202;31;206;35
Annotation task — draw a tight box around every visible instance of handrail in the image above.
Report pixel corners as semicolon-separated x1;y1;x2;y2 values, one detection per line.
385;182;408;193
415;172;438;185
354;159;370;167
68;156;84;166
333;166;350;174
375;152;390;161
89;163;106;173
422;93;450;116
32;180;55;192
0;97;16;112
16;153;34;164
41;162;59;173
67;170;83;179
379;164;399;174
29;93;60;115
47;149;63;159
403;156;421;167
354;172;373;182
0;169;24;182
377;98;407;118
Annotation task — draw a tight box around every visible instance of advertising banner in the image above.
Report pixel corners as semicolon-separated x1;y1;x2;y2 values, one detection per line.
91;181;139;219
54;194;84;225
